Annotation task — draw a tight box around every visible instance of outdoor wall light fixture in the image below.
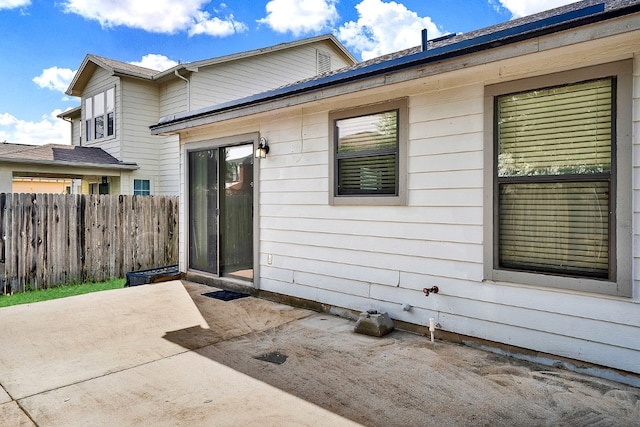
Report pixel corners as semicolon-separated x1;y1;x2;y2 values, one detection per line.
255;137;270;159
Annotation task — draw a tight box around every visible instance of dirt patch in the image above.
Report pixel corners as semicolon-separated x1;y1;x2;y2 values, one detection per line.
177;281;640;427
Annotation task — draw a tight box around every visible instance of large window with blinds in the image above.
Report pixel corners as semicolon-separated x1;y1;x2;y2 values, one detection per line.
486;61;632;297
497;78;613;278
329;99;407;205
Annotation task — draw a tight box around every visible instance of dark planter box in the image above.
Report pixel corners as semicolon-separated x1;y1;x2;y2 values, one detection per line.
125;265;180;287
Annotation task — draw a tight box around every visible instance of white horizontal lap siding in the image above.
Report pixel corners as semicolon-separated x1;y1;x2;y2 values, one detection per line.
256;86;485;306
406;49;640;375
255;47;640;376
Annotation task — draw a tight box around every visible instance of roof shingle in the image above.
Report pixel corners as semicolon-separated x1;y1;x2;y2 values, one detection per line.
0;143;137;168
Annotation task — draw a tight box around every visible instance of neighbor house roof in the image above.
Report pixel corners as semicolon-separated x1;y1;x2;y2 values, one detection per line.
66;34;357;97
0;143;139;170
57;106;81;121
151;0;640;134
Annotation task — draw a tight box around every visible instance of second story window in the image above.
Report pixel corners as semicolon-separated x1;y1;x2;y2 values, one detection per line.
85;87;115;142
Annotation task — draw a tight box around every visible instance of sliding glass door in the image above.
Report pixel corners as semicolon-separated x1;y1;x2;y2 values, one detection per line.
188;143;254;280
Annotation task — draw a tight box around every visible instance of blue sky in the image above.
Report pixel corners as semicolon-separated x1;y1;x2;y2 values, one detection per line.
0;0;577;146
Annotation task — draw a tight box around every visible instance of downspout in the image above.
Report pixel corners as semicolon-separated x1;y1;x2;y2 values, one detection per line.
174;70;190;111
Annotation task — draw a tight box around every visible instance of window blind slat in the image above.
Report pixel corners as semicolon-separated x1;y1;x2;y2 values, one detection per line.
499;181;609;276
498;79;612;178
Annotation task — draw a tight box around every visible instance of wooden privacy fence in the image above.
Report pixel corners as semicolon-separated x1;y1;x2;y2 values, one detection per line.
0;193;179;294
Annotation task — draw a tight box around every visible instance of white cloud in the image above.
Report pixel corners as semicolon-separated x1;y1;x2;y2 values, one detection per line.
0;0;30;10
0;110;70;146
496;0;580;18
189;12;247;36
32;67;76;93
337;0;442;61
257;0;339;36
61;0;246;36
129;54;179;72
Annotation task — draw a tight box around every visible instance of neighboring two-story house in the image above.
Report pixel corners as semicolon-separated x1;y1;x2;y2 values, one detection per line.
59;34;356;195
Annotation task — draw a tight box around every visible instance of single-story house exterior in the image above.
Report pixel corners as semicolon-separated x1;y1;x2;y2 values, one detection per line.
0;142;138;194
152;0;640;385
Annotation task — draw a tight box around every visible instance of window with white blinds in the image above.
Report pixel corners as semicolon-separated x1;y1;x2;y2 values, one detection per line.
496;78;614;278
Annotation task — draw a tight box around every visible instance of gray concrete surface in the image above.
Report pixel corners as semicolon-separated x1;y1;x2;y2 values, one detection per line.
0;280;638;426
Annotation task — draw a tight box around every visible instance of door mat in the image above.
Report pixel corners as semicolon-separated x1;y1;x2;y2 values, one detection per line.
201;290;249;301
254;351;288;365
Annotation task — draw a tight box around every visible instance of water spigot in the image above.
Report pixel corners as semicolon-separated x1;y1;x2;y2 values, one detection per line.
422;286;439;297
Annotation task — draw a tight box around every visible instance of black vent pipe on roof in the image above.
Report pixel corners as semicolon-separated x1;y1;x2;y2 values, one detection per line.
421;28;428;51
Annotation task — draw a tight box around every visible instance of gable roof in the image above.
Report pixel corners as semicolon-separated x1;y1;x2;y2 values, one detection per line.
66;55;160;97
151;0;640;134
66;34;357;97
0;143;138;170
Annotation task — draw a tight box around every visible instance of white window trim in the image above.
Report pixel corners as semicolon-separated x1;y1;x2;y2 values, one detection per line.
83;86;116;143
328;98;408;206
483;60;633;297
133;178;152;196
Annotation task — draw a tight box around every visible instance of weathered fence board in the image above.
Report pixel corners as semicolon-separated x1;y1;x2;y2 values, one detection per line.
0;194;179;294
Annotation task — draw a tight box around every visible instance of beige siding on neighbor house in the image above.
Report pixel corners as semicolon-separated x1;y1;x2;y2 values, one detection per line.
70;38;353;196
189;42;352;111
82;68;121;159
160;79;187;116
156;80;186;195
69;117;81;146
177;27;640;378
120;78;160;195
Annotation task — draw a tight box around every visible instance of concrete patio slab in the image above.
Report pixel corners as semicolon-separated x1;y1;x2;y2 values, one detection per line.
0;385;10;404
0;281;208;400
0;280;638;426
18;350;359;426
0;401;35;427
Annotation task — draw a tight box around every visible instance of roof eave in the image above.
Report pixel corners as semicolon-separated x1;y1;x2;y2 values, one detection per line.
0;157;140;170
57;106;82;120
151;2;640;134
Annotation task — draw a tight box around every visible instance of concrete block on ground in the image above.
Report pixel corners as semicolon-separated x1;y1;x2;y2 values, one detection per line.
354;310;394;337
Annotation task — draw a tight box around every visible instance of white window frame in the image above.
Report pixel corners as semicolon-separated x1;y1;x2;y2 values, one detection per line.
84;87;115;142
483;61;632;297
133;178;151;196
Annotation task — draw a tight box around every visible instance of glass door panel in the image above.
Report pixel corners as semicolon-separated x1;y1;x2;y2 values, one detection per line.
188;149;219;274
220;144;254;279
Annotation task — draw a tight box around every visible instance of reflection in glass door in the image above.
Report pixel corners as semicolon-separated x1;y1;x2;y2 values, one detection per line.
220;145;254;279
188;149;218;274
188;143;253;280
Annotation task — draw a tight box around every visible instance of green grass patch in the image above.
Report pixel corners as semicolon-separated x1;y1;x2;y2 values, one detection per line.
0;278;126;308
